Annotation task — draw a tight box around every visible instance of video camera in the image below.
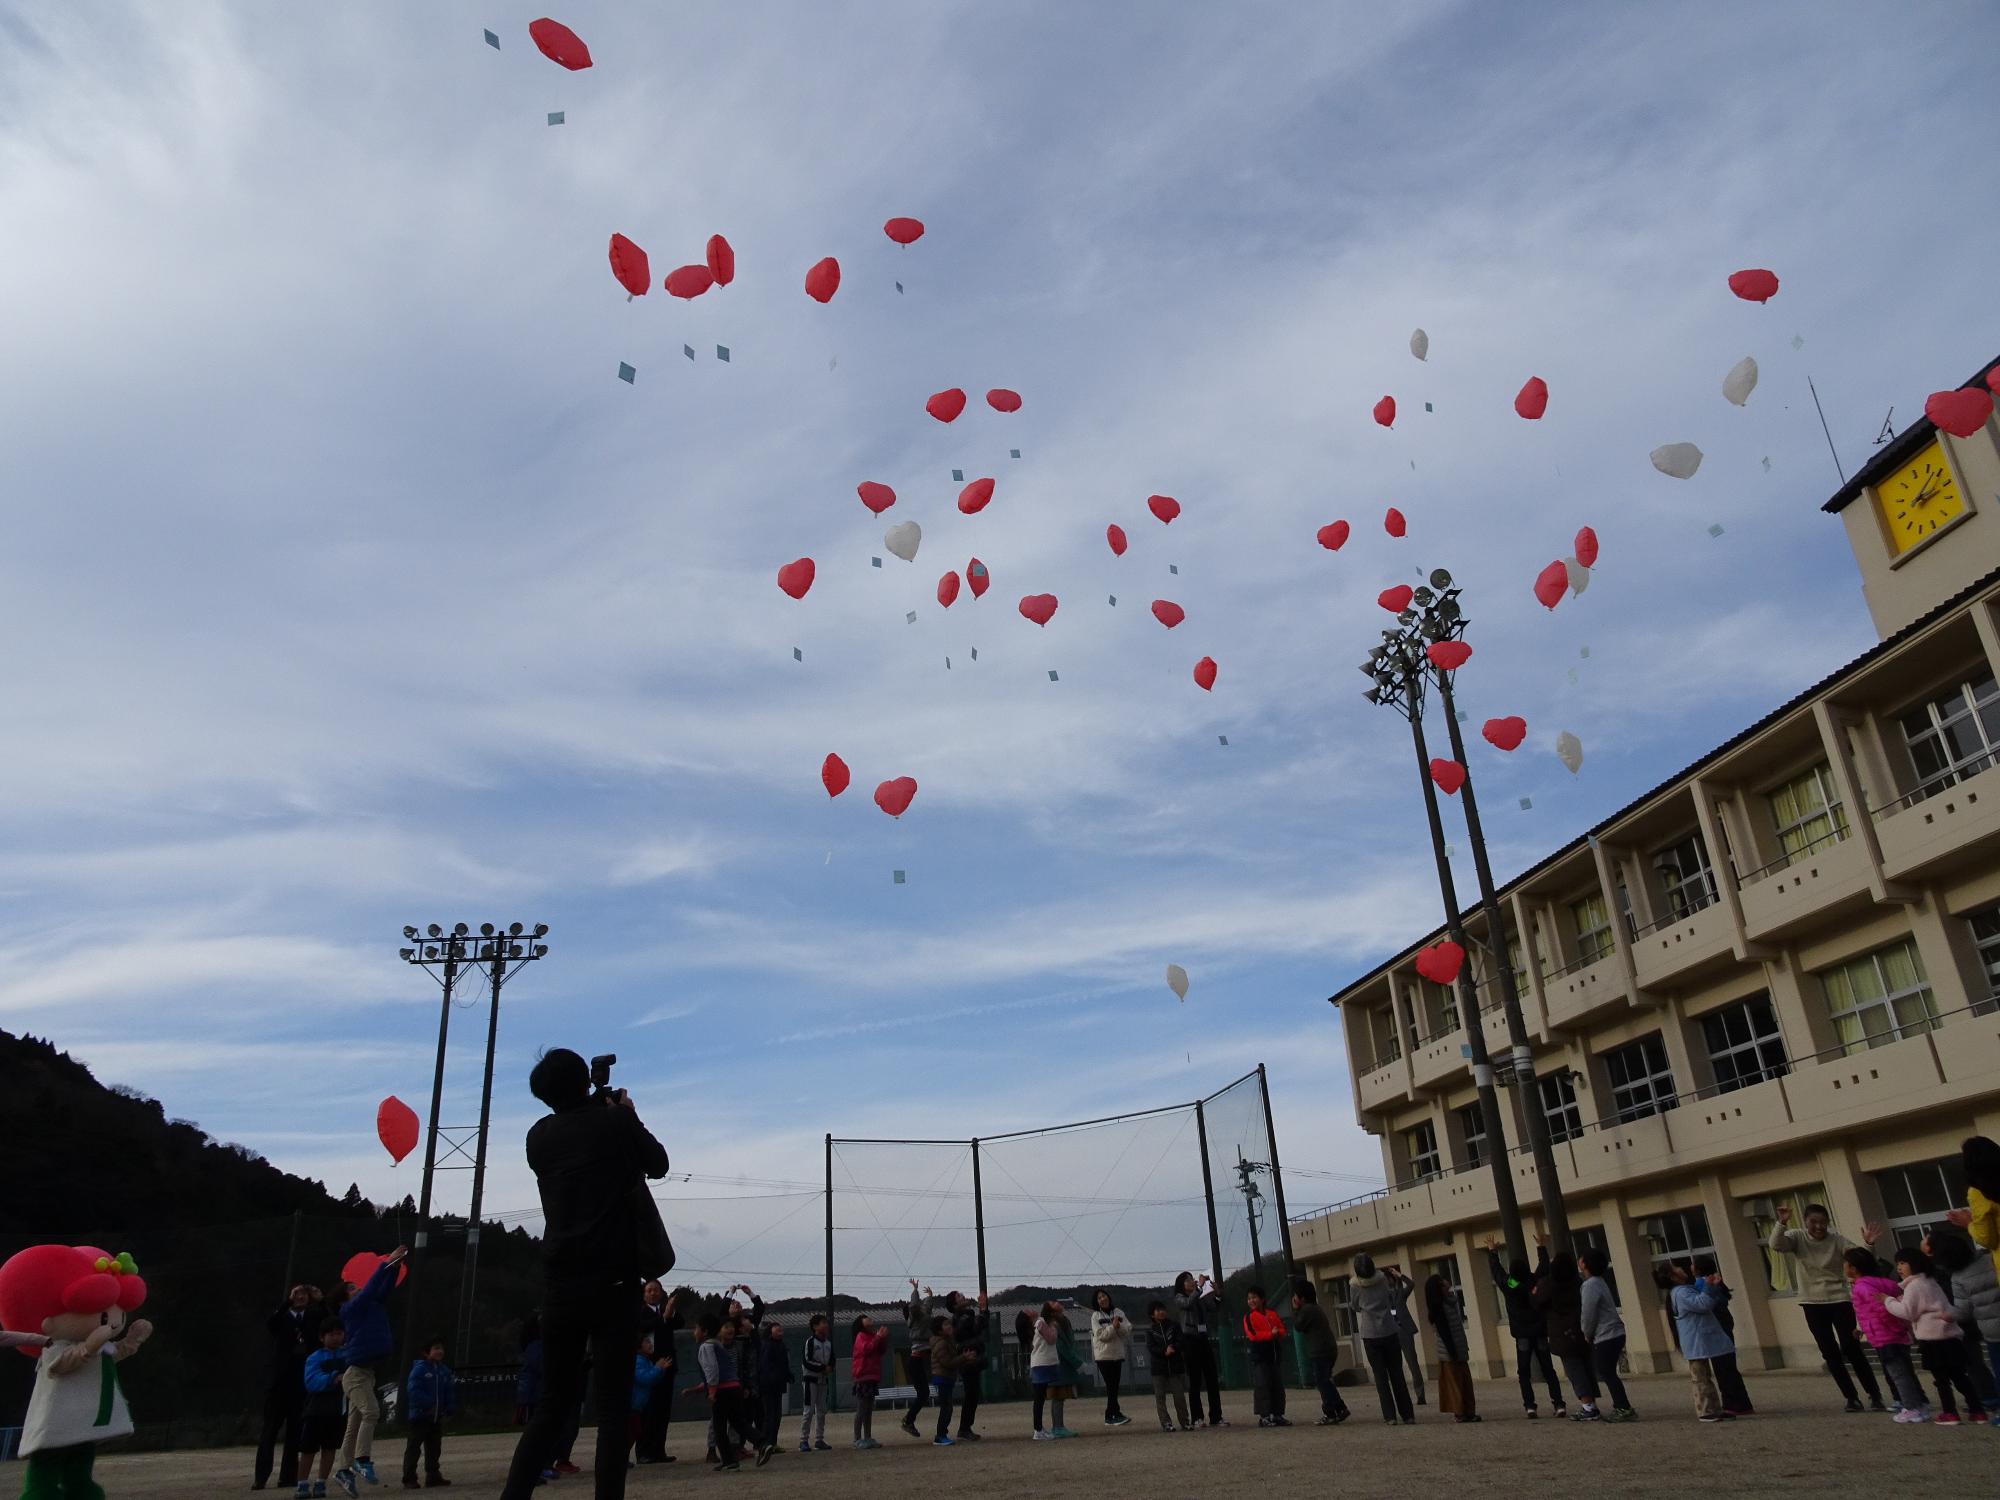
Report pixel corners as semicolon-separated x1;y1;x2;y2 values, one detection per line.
590;1052;622;1104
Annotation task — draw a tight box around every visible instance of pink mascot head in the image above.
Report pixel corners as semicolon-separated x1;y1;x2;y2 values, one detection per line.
0;1246;148;1354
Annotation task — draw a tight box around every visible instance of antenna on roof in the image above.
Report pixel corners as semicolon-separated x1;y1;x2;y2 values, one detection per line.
1807;376;1847;486
1874;407;1895;446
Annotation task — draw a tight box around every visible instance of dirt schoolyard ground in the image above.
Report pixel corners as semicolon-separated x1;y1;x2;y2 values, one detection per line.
89;1373;1989;1499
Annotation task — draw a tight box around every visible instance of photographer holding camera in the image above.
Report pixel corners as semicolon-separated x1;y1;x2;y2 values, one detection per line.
501;1050;671;1500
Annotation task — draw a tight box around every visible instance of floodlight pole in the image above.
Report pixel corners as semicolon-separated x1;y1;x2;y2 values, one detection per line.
1193;1100;1226;1298
400;933;461;1394
823;1134;834;1303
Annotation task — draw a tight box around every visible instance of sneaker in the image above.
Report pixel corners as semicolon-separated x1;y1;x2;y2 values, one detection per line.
1315;1415;1339;1426
402;1483;420;1492
552;1463;580;1477
755;1446;774;1467
1272;1416;1292;1427
1844;1398;1864;1413
1604;1408;1637;1423
1257;1415;1273;1428
1870;1398;1889;1413
812;1441;831;1452
1717;1412;1738;1421
1160;1421;1176;1432
957;1430;981;1441
1524;1408;1538;1420
1935;1412;1961;1425
295;1486;313;1499
900;1420;919;1438
1032;1429;1055;1441
1106;1414;1130;1427
333;1474;358;1500
1698;1414;1722;1423
1052;1427;1077;1439
355;1460;379;1487
1212;1418;1230;1428
1723;1409;1752;1419
715;1461;740;1472
1331;1409;1351;1423
1894;1408;1928;1424
1551;1405;1567;1418
931;1436;954;1447
1571;1407;1601;1422
424;1482;451;1490
313;1486;328;1500
1456;1414;1483;1424
1190;1418;1207;1430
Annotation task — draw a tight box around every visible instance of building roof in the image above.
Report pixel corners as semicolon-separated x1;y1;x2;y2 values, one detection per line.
1327;558;2000;1006
1822;354;2000;515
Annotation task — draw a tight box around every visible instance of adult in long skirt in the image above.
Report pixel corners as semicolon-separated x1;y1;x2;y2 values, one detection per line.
1424;1275;1479;1423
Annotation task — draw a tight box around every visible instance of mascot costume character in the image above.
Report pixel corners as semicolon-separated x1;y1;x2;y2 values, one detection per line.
0;1245;152;1499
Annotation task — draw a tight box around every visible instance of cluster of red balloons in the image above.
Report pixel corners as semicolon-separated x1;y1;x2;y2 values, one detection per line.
605;232;736;300
819;754;919;819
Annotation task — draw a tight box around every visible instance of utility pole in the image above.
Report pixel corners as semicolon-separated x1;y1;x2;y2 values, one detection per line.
1235;1150;1265;1278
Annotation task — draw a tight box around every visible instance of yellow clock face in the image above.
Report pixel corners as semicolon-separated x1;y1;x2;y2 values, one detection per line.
1875;439;1966;555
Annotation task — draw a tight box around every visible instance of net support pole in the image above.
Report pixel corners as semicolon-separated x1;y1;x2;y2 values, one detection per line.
971;1137;989;1301
1194;1101;1225;1297
823;1134;834;1302
1257;1065;1298;1278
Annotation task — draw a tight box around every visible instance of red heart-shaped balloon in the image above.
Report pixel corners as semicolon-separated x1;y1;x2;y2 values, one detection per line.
874;776;917;819
1148;494;1181;525
1107;524;1128;556
1987;367;2000;397
857;481;897;515
777;558;816;600
1412;940;1465;986
986;388;1022;413
664;264;714;300
1427;641;1472;671
1574;525;1599;568
821;753;850;798
1727;267;1780;303
705;234;735;288
1430;758;1467;795
1483;716;1527;752
1925;387;1994;439
608;233;650;298
1533;559;1567;609
966;558;989;598
1151;599;1185;629
937;571;961;608
1018;593;1058;626
926;388;967;423
1373;395;1396;428
1378;584;1415;613
1514;376;1549;421
1193;657;1217;691
1384;507;1406;538
803;256;841;304
1317;520;1350;552
342;1251;408;1292
958;477;995;514
883;217;925;246
528;17;593;70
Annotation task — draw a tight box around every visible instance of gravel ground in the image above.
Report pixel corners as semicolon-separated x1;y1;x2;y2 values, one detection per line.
89;1373;1991;1499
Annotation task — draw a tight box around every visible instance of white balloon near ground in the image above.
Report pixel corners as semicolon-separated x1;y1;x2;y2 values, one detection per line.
1409;328;1429;361
1566;557;1591;596
1166;963;1189;1001
1722;356;1758;407
884;520;922;562
1555;730;1584;774
1650;442;1704;479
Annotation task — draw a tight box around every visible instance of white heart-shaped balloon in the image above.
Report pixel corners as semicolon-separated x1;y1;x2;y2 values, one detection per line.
1409;328;1429;361
1566;557;1591;596
1722;356;1758;407
884;520;922;562
1555;730;1584;774
1650;442;1704;480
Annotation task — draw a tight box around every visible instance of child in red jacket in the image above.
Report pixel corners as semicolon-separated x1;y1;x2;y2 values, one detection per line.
1241;1286;1291;1427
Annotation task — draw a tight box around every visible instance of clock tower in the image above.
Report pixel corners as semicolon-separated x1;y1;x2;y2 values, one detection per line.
1826;356;2000;640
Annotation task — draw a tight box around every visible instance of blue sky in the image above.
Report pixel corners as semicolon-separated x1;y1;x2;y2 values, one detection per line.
3;0;1998;1295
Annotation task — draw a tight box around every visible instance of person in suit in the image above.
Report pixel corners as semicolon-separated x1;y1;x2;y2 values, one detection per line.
255;1283;326;1491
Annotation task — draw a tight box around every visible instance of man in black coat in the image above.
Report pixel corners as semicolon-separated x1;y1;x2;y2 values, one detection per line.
253;1282;325;1490
945;1290;991;1440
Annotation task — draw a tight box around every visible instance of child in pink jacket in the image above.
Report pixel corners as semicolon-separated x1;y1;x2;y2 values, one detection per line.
1844;1249;1927;1420
1884;1245;1988;1425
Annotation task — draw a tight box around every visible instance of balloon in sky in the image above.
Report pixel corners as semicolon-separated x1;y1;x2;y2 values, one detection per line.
1316;520;1350;552
1151;599;1185;629
803;257;841;303
1429;758;1466;796
874;776;918;819
1193;657;1217;691
1925;387;1995;439
1555;730;1584;774
1650;442;1704;479
376;1097;419;1164
883;217;925;245
966;559;990;598
986;388;1022;413
1988;368;2000;397
1514;376;1549;421
936;570;961;608
528;17;592;69
777;559;816;599
957;477;995;515
664;264;714;299
1426;641;1471;671
342;1251;407;1291
1483;716;1527;752
1566;557;1591;596
884;521;922;562
857;481;897;515
1727;268;1780;303
608;234;650;297
1147;494;1181;525
1412;941;1464;986
1384;507;1406;538
705;234;736;287
1018;593;1058;626
1722;356;1758;407
1533;560;1568;609
1107;524;1128;557
1574;525;1599;568
1410;329;1429;361
821;753;850;798
1166;964;1189;1001
1373;395;1396;428
926;388;967;423
1378;585;1415;613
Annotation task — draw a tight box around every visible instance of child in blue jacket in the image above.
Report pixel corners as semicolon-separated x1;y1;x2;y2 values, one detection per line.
297;1324;348;1498
401;1338;458;1489
630;1333;673;1463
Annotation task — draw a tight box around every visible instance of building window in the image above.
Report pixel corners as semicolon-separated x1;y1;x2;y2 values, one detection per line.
1508;929;1550;982
1324;1275;1355;1338
1748;1184;1830;1296
1374;1007;1401;1066
1570;893;1614;964
1966;906;2000;1011
1405;1120;1442;1183
1653;834;1717;919
1539;1071;1583;1144
1874;1157;1971;1251
1700;994;1789;1092
1616;878;1636;939
1456;1102;1489;1169
1603;1033;1678;1123
1571;1225;1619;1303
1817;939;1939;1056
1898;672;2000;802
1767;763;1848;864
1422;978;1460;1039
1644;1207;1719;1277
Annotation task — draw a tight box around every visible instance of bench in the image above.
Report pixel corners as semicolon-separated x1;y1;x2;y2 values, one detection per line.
874;1385;919;1409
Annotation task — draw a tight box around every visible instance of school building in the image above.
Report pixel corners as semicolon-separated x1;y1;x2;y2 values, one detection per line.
1293;355;2000;1378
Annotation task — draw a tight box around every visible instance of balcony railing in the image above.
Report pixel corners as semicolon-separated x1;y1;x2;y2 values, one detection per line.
1629;886;1718;939
1873;757;1997;816
1736;827;1849;886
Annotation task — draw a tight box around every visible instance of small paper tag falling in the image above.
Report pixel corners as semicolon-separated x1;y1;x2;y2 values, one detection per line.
905;611;917;624
683;344;695;360
1048;669;1060;682
871;557;882;568
547;111;565;126
483;29;500;47
792;647;803;662
1410;460;1416;470
1707;522;1725;538
617;362;636;384
1108;594;1117;606
951;468;963;481
1169;564;1179;575
1218;735;1229;746
1567;667;1579;684
1456;710;1467;722
1579;646;1591;659
1425;401;1434;412
1519;796;1533;810
1446;844;1457;858
970;647;978;661
892;869;906;885
895;281;904;294
945;657;951;670
1762;456;1772;471
716;344;730;362
828;356;838;371
1791;334;1805;350
1010;448;1021;459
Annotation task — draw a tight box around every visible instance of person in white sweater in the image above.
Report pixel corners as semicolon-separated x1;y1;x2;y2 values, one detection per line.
1766;1203;1887;1412
1089;1290;1134;1426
